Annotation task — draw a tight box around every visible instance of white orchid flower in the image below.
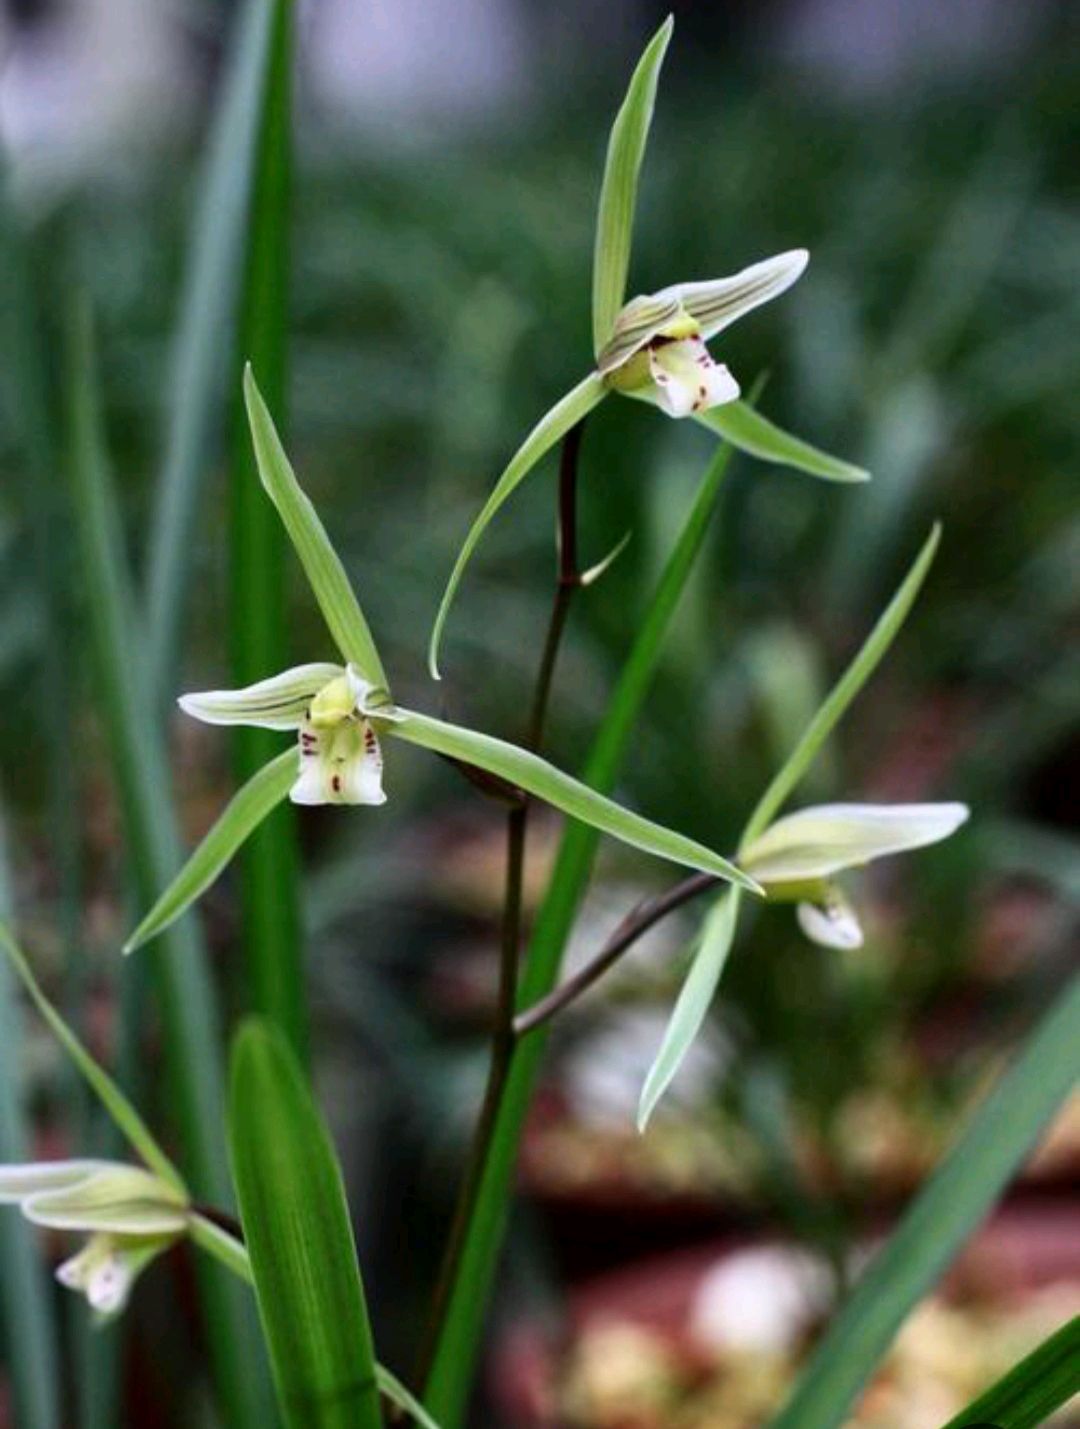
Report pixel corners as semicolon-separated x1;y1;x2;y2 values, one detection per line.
0;1160;188;1318
598;251;808;417
427;20;867;677
740;801;970;949
180;662;399;808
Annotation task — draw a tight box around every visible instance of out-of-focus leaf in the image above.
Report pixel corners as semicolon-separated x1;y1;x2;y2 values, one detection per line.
769;972;1080;1429
591;16;674;353
229;1019;382;1429
125;749;296;954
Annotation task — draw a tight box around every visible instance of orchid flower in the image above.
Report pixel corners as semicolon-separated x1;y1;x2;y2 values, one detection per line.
125;370;762;955
0;1161;188;1318
427;17;867;677
740;801;971;949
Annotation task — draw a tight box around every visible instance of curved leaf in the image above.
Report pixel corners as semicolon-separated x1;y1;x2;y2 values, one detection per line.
391;710;760;893
939;1315;1080;1429
696;401;869;484
125;748;297;954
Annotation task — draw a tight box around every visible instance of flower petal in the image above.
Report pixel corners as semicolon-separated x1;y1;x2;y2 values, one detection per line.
23;1166;188;1235
596;290;686;376
291;720;386;807
741;802;970;883
0;1160;115;1204
646;337;740;418
179;663;344;731
797;888;864;950
675;249;809;341
57;1233;173;1318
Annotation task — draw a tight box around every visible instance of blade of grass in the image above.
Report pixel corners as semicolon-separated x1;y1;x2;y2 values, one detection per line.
939;1315;1080;1429
146;0;280;699
0;812;61;1429
229;1019;382;1429
769;971;1080;1429
423;434;739;1426
228;0;304;1056
65;302;271;1428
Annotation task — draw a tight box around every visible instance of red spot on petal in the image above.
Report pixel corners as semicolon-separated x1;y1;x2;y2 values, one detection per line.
331;775;342;793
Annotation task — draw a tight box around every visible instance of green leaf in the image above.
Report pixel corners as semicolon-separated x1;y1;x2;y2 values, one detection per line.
740;523;941;847
65;300;271;1425
376;1367;440;1429
637;889;741;1130
391;709;760;893
697;401;869;484
229;1019;382;1429
591;16;674;353
769;971;1080;1429
423;435;739;1427
229;0;305;1058
0;924;185;1195
146;0;282;700
428;372;607;678
244;366;389;691
125;748;297;955
939;1315;1080;1429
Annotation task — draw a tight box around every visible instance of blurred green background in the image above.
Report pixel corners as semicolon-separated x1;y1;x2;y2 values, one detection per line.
0;0;1077;1424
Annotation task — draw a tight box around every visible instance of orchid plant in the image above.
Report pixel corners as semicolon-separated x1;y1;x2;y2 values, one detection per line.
10;14;1057;1429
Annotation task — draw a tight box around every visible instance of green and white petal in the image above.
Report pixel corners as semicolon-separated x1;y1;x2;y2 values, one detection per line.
796;886;864;950
23;1166;188;1236
596;290;688;376
742;801;970;884
673;249;809;342
645;337;740;418
292;719;386;807
179;663;344;730
0;1160;115;1204
56;1232;174;1318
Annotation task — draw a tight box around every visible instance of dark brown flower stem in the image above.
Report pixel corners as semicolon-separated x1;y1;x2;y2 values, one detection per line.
417;419;587;1385
190;1203;244;1241
513;870;718;1037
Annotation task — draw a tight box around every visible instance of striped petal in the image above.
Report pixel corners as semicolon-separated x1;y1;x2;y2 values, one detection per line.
596;289;686;375
23;1166;187;1236
673;249;809;341
0;1160;116;1204
292;718;386;807
179;663;344;731
646;337;740;418
741;802;970;883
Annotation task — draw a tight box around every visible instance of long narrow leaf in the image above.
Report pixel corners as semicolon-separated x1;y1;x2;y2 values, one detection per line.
0;823;60;1429
591;16;674;353
147;0;280;697
0;925;183;1194
228;0;304;1056
428;372;607;678
769;972;1080;1429
244;367;388;690
423;435;739;1426
637;889;741;1130
741;523;941;846
65;303;271;1426
229;1019;382;1429
697;401;870;484
939;1315;1080;1429
125;749;297;954
392;709;760;892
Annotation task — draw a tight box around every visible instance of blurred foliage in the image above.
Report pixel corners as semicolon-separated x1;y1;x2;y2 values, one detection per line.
1;12;1078;1414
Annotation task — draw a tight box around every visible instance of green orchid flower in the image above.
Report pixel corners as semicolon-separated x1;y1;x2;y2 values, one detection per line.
427;16;867;677
125;369;761;955
0;1161;188;1318
740;800;971;948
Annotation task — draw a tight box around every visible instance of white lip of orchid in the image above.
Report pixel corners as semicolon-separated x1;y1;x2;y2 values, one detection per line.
796;886;864;950
597;255;807;420
179;663;403;808
56;1232;176;1317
